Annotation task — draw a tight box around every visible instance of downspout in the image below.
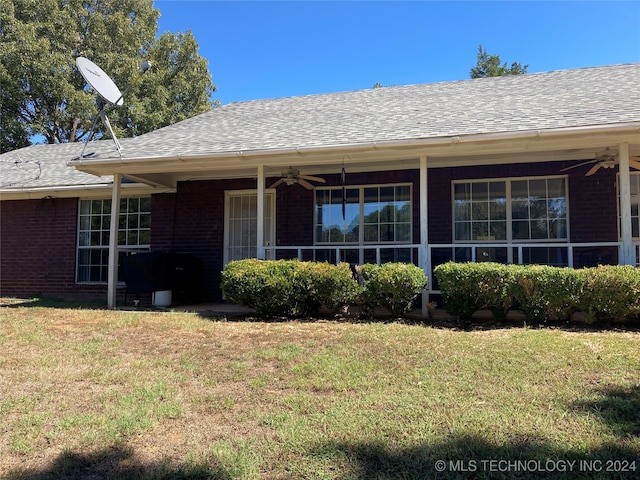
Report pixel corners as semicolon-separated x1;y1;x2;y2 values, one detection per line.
107;174;122;308
618;143;635;265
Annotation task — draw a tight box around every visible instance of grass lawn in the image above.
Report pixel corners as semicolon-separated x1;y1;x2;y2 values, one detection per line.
1;301;639;479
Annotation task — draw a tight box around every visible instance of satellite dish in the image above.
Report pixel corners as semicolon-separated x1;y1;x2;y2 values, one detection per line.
74;57;151;159
76;57;124;106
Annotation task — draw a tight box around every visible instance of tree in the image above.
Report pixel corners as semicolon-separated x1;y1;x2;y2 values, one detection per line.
0;0;216;152
470;44;528;79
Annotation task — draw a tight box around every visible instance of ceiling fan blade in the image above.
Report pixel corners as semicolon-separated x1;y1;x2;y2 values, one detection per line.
585;163;602;176
297;178;315;190
270;178;286;188
560;160;598;172
299;175;326;183
629;159;640;171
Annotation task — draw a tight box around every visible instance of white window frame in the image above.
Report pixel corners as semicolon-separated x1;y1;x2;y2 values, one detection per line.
452;176;569;266
76;197;151;284
223;189;276;265
452;175;569;244
314;183;413;245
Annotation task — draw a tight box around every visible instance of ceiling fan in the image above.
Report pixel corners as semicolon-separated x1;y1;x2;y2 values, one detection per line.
560;148;640;176
269;167;327;190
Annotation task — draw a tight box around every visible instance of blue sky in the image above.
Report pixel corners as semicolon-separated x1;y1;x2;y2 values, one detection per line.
155;1;640;105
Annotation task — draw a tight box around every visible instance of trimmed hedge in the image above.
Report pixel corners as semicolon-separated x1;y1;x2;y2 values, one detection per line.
434;262;640;323
358;263;427;317
221;260;427;318
433;262;515;321
221;259;359;317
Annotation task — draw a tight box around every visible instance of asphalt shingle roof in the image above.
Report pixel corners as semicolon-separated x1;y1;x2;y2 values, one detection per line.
1;142;114;190
2;63;639;191
124;63;640;159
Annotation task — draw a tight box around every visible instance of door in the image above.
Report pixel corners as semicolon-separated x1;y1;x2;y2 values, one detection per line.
224;190;275;264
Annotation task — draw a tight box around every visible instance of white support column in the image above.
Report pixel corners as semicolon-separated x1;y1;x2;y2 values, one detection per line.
419;155;429;316
619;143;635;265
256;165;265;259
107;173;122;308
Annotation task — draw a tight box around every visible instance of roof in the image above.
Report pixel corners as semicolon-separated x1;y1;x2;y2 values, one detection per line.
0;141;168;200
2;63;640;196
1;142;113;188
114;63;640;160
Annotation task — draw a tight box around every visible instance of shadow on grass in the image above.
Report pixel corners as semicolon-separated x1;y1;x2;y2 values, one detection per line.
312;435;639;480
197;309;640;333
572;384;640;438
4;296;640;333
7;386;639;479
0;297;106;310
313;384;640;479
4;444;231;480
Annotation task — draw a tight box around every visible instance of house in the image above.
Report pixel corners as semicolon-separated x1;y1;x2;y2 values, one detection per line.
1;63;639;310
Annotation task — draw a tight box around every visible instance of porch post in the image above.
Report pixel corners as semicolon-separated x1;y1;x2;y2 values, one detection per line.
256;165;265;259
618;143;635;265
419;155;429;316
107;173;121;308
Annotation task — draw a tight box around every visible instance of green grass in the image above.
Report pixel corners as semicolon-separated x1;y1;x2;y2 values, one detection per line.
0;303;639;479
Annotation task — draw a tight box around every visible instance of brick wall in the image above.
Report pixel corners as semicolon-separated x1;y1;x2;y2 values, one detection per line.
0;160;624;301
0;197;111;300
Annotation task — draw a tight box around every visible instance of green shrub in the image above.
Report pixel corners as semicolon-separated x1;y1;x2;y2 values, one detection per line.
433;262;515;321
221;259;359;318
511;265;582;323
221;259;296;317
294;261;361;314
575;265;640;323
436;262;640;324
358;263;427;317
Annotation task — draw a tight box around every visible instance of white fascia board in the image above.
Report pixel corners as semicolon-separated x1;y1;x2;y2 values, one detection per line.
67;123;640;176
0;183;175;201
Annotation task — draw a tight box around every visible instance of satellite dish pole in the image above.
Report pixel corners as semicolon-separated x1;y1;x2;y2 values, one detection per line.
75;57;152;158
74;57;151;310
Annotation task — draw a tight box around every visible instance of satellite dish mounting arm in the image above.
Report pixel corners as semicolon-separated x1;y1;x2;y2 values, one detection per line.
75;57;152;159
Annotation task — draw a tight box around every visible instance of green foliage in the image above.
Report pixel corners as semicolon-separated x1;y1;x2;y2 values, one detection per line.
221;259;295;317
511;265;582;323
0;0;215;151
436;262;640;324
434;262;515;321
358;263;427;317
221;259;360;318
575;265;640;323
294;261;361;314
470;44;528;79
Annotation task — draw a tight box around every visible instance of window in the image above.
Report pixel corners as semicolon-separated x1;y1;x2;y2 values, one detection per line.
315;184;411;244
77;197;151;283
624;172;640;238
453;177;568;266
454;181;507;241
454;177;567;242
511;178;567;241
314;184;412;263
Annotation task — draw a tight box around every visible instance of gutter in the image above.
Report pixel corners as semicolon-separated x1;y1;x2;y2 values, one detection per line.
67;123;640;170
0;182;176;201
